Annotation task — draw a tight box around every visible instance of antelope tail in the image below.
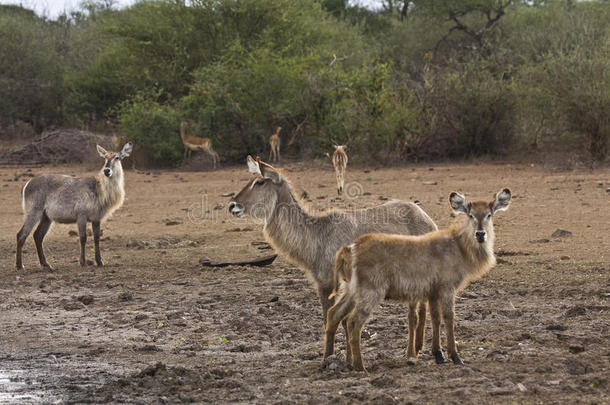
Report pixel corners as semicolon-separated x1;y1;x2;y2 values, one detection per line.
328;245;353;300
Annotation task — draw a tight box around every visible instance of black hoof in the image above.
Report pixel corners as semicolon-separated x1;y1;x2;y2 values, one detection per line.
451;353;464;365
434;349;448;364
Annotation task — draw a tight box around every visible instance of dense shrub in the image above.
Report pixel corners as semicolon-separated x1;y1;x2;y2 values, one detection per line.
406;61;515;159
181;48;315;161
118;93;182;166
0;6;63;132
2;0;608;164
509;2;610;161
447;64;516;156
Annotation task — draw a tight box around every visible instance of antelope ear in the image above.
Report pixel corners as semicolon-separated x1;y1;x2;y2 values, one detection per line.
96;144;108;158
258;158;281;183
247;155;261;175
449;192;469;215
492;188;511;213
119;142;133;159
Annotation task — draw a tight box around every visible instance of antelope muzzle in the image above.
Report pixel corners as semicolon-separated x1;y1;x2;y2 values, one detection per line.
228;201;244;217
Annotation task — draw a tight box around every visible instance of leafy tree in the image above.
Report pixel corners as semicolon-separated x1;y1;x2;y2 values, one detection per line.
0;6;63;132
401;0;517;55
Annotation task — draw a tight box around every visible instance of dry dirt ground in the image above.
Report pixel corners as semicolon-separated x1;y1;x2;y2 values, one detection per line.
0;161;608;404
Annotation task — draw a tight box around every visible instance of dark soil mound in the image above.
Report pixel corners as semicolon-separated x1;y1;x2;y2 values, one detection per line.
0;129;114;165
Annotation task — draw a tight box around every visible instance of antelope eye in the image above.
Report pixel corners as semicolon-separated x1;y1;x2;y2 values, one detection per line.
485;213;491;219
253;179;264;187
468;214;475;220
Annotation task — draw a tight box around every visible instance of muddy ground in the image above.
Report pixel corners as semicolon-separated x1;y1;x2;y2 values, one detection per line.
0;160;608;404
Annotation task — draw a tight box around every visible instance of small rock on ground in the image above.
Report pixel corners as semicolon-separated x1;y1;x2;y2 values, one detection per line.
552;229;572;238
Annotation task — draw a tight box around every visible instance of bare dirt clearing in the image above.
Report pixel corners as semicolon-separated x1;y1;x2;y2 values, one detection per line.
0;162;608;404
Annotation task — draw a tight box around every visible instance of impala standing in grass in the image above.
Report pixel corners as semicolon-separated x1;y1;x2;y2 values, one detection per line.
180;121;219;169
269;126;282;163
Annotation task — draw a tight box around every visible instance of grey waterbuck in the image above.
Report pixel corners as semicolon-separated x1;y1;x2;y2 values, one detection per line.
16;142;133;271
324;188;511;372
228;156;437;360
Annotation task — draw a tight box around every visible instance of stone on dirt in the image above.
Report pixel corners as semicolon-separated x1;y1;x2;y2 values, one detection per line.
64;302;85;311
552;229;572;238
322;354;350;372
568;345;585;354
564;306;586;317
77;295;94;305
370;374;397;388
119;292;133;301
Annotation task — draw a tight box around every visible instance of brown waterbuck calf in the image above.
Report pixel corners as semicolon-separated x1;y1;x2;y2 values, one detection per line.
228;156;436;361
324;188;511;372
16;143;132;271
180;121;219;168
268;126;282;163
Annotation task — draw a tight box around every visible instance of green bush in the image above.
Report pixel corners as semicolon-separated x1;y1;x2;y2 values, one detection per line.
0;6;63;132
449;65;516;156
318;61;420;161
118;93;182;166
2;0;609;164
510;2;610;161
410;61;516;159
181;48;315;161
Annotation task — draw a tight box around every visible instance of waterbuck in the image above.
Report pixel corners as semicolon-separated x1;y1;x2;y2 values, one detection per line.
324;188;511;372
228;156;437;360
16;142;132;271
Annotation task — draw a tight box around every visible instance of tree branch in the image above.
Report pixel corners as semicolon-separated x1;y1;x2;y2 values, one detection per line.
449;12;483;46
435;0;513;54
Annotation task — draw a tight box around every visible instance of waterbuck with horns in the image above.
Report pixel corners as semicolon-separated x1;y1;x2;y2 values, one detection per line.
16;142;132;271
228;156;437;361
324;188;511;372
